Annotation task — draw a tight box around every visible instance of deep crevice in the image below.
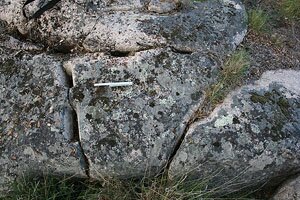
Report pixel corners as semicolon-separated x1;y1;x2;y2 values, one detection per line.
2;28;199;56
164;51;224;173
109;50;134;57
170;47;194;54
71;107;91;178
63;65;91;178
50;44;74;54
164;94;216;174
22;0;62;20
65;70;74;88
164;112;199;174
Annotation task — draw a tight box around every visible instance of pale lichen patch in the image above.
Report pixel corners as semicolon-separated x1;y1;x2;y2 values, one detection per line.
214;114;233;127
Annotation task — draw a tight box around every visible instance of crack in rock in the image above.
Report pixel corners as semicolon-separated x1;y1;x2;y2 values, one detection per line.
0;0;249;189
71;107;91;178
64;67;91;178
0;53;86;192
169;70;300;194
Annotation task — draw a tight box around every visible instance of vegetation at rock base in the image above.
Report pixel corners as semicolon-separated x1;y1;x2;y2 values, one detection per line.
196;49;249;118
3;174;85;200
279;0;300;20
248;9;269;33
207;50;249;106
2;172;257;200
247;0;300;33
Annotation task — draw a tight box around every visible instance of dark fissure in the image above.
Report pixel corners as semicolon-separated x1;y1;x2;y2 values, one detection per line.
71;107;90;178
109;50;134;57
64;66;90;178
165;112;199;174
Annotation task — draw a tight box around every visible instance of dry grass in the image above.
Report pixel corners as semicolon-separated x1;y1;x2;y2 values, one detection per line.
2;169;256;200
279;0;300;20
206;50;249;105
248;9;269;33
195;49;249;120
206;50;249;107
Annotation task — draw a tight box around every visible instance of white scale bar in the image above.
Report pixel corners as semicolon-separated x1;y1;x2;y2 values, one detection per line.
94;81;133;87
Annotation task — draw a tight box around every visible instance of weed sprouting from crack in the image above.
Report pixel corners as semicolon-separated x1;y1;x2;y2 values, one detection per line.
165;49;250;196
195;49;249;119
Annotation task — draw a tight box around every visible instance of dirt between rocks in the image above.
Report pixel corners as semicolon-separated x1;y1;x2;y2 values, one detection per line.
242;0;300;84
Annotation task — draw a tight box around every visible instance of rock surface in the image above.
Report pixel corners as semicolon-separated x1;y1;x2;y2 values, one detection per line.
0;51;86;192
0;0;299;198
169;70;300;193
66;49;218;177
51;0;247;178
272;174;300;200
0;0;247;53
0;0;252;193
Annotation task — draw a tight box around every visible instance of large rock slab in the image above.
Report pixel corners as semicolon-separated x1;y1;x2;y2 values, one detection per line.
56;0;248;178
0;0;246;53
0;0;248;182
66;49;218;177
0;53;85;192
169;70;300;194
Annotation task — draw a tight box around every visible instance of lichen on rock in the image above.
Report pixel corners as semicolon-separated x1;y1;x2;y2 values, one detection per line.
0;0;247;54
169;70;300;193
66;49;219;177
0;0;250;193
0;52;86;193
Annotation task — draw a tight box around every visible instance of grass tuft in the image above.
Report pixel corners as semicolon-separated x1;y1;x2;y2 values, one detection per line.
248;9;269;33
3;173;89;200
2;170;256;200
194;49;249;119
205;50;249;107
279;0;300;20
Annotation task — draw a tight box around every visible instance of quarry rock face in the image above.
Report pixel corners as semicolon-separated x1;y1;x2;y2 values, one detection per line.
0;51;86;192
44;0;247;177
169;70;300;193
66;49;218;177
5;0;300;196
0;0;247;54
1;0;248;180
0;0;300;197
